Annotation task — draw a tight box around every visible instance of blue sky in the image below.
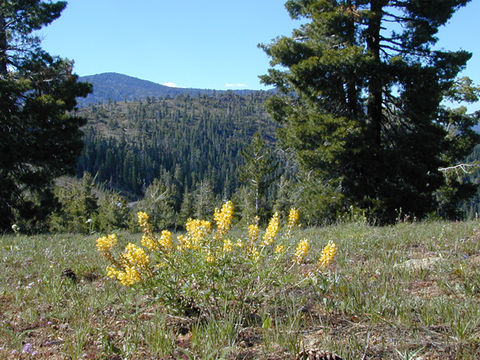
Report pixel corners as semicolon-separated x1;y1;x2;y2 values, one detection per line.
40;0;480;102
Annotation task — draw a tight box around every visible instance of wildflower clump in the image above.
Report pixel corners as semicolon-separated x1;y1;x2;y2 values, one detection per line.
123;243;150;268
318;241;337;270
96;202;339;315
107;264;142;286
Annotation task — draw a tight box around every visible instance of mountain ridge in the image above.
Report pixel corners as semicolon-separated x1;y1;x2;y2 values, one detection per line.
78;72;267;106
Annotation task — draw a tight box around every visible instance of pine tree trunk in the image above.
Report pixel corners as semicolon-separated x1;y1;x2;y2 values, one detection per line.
366;0;384;147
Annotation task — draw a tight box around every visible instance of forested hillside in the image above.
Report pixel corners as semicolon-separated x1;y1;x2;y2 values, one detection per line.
76;91;279;199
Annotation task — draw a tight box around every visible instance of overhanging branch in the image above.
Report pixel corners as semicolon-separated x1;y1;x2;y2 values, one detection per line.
439;163;480;175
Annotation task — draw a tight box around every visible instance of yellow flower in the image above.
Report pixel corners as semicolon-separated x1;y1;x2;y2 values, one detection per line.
141;233;157;250
205;251;215;263
106;265;119;279
250;247;260;262
248;224;259;243
292;239;309;264
318;241;337;269
159;230;173;250
223;239;234;253
261;212;280;246
96;234;118;254
214;201;234;237
235;239;244;248
119;266;142;286
123;243;150;268
287;208;299;235
275;244;285;254
107;265;141;286
185;218;212;249
137;211;150;228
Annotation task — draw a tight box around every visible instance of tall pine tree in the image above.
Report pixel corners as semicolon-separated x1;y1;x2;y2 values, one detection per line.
0;1;91;231
261;0;479;222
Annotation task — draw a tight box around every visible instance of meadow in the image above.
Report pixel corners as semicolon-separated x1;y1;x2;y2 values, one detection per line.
1;212;480;359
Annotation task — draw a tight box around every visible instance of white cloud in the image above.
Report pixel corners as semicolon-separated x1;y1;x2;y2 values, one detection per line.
225;83;248;88
162;82;179;88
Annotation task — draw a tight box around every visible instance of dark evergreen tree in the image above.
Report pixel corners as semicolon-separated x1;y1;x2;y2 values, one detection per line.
273;175;297;219
48;173;99;233
178;189;195;226
0;1;91;230
193;179;216;220
97;192;130;232
260;0;479;222
232;185;257;225
239;132;278;221
137;176;177;231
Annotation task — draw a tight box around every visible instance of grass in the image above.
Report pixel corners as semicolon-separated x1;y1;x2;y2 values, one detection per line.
1;220;480;359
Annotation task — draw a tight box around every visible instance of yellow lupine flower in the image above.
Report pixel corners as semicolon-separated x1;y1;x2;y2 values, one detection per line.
141;233;158;250
250;247;260;262
275;244;285;254
287;208;299;235
137;211;150;228
223;239;234;253
96;233;118;254
106;265;119;279
123;243;150;268
292;239;309;264
214;201;234;237
261;212;280;246
205;251;215;263
118;266;142;286
159;230;173;249
248;224;259;243
318;241;337;269
185;218;212;249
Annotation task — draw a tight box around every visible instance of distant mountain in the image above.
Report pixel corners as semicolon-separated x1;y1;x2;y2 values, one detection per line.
77;72;262;106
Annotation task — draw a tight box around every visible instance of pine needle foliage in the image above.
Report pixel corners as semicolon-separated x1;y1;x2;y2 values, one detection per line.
260;0;480;223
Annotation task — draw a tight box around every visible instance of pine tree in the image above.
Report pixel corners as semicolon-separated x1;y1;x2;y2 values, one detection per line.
239;132;278;221
0;1;91;230
97;192;130;232
48;173;99;234
137;177;177;231
193;180;216;220
261;0;479;222
178;189;194;226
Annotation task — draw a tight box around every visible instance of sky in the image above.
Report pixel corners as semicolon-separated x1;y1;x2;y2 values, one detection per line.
39;0;480;105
